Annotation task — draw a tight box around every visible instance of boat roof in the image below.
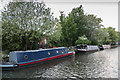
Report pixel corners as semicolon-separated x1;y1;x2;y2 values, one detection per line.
10;47;67;53
77;45;98;47
77;44;87;46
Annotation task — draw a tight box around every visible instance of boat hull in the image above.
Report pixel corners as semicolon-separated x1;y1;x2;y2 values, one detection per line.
18;51;75;67
1;51;75;70
19;52;74;68
75;49;99;53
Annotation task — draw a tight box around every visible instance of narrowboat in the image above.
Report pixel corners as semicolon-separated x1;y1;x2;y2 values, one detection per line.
75;44;99;53
0;47;75;70
99;45;111;50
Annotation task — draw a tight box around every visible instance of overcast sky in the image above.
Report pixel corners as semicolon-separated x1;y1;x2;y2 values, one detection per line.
0;0;119;31
45;2;118;31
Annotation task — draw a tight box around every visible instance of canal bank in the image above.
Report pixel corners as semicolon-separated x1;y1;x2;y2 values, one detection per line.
2;47;118;79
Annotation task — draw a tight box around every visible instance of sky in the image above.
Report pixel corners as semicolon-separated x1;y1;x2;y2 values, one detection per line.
45;2;118;31
0;0;119;31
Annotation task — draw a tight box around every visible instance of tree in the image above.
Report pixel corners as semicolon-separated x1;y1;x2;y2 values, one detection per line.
59;5;87;47
92;28;109;45
2;2;57;52
59;13;78;47
106;27;119;45
70;5;87;37
47;20;62;47
85;14;103;42
75;35;91;45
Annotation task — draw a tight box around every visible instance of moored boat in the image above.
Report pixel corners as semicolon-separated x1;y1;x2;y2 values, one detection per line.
99;45;111;50
1;47;75;70
75;44;99;53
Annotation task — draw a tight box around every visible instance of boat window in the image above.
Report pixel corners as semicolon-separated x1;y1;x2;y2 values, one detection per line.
24;55;28;59
77;46;81;49
48;52;50;55
56;51;58;53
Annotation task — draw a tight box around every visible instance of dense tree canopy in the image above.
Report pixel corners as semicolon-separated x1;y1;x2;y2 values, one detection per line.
59;5;112;46
92;28;109;45
60;12;77;46
85;14;103;42
2;2;59;52
106;27;119;45
60;5;87;46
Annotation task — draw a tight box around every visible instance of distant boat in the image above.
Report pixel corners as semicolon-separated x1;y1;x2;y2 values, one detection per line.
75;44;99;52
99;45;111;50
0;47;75;70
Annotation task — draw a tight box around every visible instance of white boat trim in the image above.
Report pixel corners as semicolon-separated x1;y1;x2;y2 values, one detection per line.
0;64;14;67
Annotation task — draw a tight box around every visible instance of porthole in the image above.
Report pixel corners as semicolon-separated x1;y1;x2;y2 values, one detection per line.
48;52;50;55
56;51;58;53
62;51;63;53
65;49;67;52
24;55;28;59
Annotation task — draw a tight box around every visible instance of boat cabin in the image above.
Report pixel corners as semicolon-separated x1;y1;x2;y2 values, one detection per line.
75;44;99;52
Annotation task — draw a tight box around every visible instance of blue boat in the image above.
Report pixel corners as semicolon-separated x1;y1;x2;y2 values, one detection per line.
1;47;75;70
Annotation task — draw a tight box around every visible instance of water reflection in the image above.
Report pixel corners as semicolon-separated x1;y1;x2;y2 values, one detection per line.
2;47;118;78
2;56;75;78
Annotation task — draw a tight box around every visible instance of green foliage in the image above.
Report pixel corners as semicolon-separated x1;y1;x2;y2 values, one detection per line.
106;27;119;45
2;2;119;53
2;2;58;52
60;13;77;46
59;6;118;46
59;5;106;46
91;28;109;45
47;22;62;47
60;5;87;46
85;14;103;42
75;35;91;45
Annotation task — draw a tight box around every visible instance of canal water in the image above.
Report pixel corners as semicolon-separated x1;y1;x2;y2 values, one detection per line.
2;47;118;79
